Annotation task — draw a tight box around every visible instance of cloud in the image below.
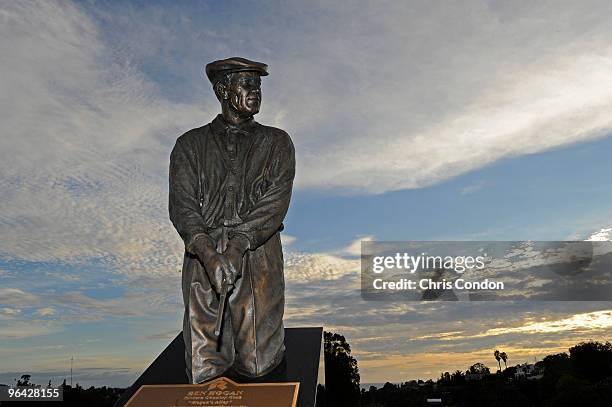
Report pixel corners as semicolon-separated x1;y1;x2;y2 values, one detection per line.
280;233;297;247
0;1;202;273
256;1;612;194
481;310;612;336
143;330;180;341
0;288;39;307
1;307;21;316
285;251;359;283
334;235;375;257
14;1;610;199
587;228;612;241
35;307;56;317
46;284;182;320
460;180;486;195
0;320;59;339
0;281;182;336
405;310;612;342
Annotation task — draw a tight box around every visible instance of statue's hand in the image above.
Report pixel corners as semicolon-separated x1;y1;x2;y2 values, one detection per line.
223;246;243;284
194;242;231;293
208;254;232;293
223;235;249;284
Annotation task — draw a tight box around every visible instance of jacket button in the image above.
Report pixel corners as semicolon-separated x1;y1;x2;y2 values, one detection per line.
228;185;234;191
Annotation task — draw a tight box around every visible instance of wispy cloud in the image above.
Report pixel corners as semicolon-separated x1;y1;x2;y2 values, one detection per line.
280;233;297;247
481;310;612;336
266;1;612;193
461;180;486;195
0;320;59;339
334;235;375;257
0;288;39;307
35;307;56;317
588;228;612;241
0;1;201;275
143;330;180;341
1;307;21;316
409;310;612;342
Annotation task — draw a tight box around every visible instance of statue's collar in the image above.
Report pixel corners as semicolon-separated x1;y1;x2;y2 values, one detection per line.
211;114;257;135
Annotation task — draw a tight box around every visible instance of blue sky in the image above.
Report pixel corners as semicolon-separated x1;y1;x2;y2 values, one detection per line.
1;0;612;387
289;136;612;252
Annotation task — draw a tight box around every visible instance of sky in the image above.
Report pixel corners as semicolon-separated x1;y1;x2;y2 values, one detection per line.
1;0;612;387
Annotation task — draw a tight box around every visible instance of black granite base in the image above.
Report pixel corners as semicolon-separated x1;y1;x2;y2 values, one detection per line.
114;327;322;407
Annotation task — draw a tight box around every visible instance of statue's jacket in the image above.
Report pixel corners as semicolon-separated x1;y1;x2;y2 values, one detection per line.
169;114;295;383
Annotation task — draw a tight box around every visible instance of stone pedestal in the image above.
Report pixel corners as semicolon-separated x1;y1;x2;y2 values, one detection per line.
114;327;322;407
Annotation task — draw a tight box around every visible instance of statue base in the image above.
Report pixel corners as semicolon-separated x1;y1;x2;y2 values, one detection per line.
114;327;322;407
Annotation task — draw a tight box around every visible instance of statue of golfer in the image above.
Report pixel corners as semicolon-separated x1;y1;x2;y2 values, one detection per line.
169;57;295;383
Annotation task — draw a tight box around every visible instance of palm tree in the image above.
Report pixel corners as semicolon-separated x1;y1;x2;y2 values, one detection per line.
493;349;501;372
500;352;508;370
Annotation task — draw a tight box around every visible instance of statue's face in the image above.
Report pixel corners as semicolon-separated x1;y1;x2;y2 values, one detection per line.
225;71;262;116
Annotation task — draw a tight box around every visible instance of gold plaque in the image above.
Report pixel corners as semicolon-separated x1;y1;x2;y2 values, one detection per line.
124;377;300;407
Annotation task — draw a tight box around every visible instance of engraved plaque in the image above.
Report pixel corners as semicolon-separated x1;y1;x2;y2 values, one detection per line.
124;377;299;407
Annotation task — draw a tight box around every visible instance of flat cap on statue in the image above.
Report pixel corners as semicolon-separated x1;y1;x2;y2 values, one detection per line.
205;57;269;83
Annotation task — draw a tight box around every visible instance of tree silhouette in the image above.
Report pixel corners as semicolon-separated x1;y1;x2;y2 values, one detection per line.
451;370;465;383
440;371;451;383
569;341;612;382
494;349;501;372
322;331;361;407
467;362;490;375
16;374;31;387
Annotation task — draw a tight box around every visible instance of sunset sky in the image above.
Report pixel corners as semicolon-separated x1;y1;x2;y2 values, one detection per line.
1;0;612;387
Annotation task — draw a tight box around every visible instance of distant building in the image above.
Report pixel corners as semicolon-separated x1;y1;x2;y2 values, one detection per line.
514;363;543;380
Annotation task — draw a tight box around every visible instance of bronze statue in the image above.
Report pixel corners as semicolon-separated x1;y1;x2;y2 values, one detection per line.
169;57;295;383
